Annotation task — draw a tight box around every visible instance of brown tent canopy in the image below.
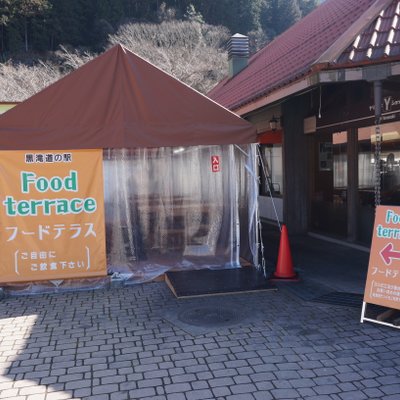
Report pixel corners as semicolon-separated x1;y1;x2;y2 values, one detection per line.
0;45;256;150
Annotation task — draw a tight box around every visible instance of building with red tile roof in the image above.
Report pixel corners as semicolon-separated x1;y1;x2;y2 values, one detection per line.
209;0;400;248
210;0;399;114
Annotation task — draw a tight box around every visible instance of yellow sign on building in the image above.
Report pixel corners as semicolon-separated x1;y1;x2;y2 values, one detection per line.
0;149;106;283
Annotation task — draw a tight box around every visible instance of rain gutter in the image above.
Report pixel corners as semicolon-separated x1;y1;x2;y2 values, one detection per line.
235;60;400;117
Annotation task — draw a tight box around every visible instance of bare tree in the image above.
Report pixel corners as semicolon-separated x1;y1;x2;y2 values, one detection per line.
0;46;96;101
0;20;229;101
55;45;95;71
0;61;60;101
108;20;229;93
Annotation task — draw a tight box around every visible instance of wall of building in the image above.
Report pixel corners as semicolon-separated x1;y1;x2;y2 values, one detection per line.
282;94;311;234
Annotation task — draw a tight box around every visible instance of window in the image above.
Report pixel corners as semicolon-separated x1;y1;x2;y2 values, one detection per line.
357;121;400;244
259;144;283;197
358;122;400;205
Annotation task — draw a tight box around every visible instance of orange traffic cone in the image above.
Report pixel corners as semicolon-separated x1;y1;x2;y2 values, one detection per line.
270;224;298;280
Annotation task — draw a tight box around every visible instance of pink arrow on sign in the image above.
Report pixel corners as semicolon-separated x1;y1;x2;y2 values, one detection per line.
380;242;400;265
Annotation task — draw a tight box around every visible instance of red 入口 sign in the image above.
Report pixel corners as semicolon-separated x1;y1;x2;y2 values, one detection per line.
211;155;220;172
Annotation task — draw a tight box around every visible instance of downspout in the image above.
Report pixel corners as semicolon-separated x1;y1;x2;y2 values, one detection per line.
373;80;382;207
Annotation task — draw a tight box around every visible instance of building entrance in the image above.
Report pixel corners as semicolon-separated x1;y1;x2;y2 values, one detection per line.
310;131;348;238
309;122;400;246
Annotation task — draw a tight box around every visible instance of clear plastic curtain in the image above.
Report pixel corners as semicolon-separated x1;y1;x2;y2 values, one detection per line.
103;144;258;283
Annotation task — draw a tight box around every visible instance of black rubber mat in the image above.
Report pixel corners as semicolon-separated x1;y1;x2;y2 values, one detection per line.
311;292;364;308
276;282;374;309
310;292;388;315
275;280;332;301
165;268;277;298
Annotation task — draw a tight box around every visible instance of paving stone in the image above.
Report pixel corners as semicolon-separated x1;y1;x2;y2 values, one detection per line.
254;381;273;391
119;380;137;391
270;388;300;399
84;395;109;400
297;387;316;397
313;367;338;377
45;392;72;400
339;391;368;400
110;392;129;400
360;378;380;388
73;388;92;397
253;391;273;400
19;387;46;396
209;377;235;387
230;383;257;394
92;383;119;395
377;375;400;385
289;378;315;388
362;387;384;398
314;375;339;385
211;387;231;397
213;368;237;378
64;379;91;390
58;373;84;383
250;372;275;382
381;384;400;395
101;375;126;385
165;368;183;377
273;378;293;389
298;369;316;378
0;389;20;398
164;383;191;394
191;380;209;390
185;389;214;400
338;382;358;392
233;375;251;384
336;372;363;382
171;374;196;384
226;394;255;400
166;394;186;400
314;384;342;395
129;385;158;398
196;372;213;380
137;378;163;388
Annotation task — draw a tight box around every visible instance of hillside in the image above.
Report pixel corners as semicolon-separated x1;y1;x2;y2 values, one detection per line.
0;0;319;101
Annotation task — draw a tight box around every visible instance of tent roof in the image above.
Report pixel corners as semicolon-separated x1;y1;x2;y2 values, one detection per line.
0;45;256;150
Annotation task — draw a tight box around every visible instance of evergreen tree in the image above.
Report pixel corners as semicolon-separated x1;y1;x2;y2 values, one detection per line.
0;0;13;53
194;0;229;27
157;2;177;22
13;0;51;51
298;0;318;17
233;0;263;34
262;0;302;37
0;0;319;56
184;4;204;24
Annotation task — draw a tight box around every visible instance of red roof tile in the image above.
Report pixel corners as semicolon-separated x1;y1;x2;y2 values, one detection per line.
209;0;376;110
336;0;400;65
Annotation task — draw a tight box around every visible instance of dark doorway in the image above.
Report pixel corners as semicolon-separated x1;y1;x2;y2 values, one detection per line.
310;131;348;238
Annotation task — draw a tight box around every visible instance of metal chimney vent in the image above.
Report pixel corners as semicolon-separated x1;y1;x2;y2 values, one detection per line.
228;33;249;77
228;33;250;59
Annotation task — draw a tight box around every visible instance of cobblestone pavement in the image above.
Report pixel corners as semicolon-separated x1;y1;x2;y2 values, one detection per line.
0;282;399;400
